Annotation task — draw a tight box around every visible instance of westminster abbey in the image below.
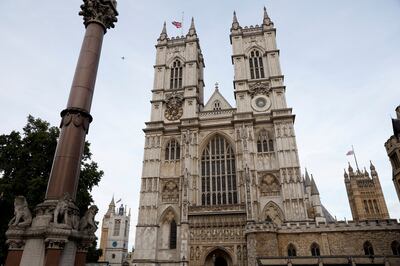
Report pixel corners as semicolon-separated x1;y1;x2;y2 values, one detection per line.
130;8;400;266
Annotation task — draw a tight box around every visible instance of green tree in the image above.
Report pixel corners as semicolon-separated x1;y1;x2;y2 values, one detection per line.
0;115;104;263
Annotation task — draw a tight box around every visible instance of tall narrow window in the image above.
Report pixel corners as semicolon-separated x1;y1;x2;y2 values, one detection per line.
249;49;265;80
124;220;128;237
363;241;374;256
113;219;121;236
165;139;180;161
257;130;274;153
287;244;297;257
169;219;177;249
373;199;380;213
170;60;183;89
364;200;369;213
310;243;320;257
368;200;374;214
201;135;237;205
391;241;400;255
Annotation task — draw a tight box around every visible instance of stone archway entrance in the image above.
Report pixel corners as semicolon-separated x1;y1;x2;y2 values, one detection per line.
204;248;232;266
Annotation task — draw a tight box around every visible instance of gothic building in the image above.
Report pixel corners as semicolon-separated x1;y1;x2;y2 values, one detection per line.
385;106;400;201
344;162;390;221
99;197;130;265
131;8;400;266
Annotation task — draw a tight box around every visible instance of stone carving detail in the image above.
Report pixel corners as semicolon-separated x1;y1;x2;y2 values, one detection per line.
161;179;179;203
54;194;71;225
79;0;118;31
45;238;66;249
79;205;99;234
164;92;184;121
259;174;281;196
6;239;25;250
262;201;284;226
249;82;270;98
8;196;32;227
60;109;92;133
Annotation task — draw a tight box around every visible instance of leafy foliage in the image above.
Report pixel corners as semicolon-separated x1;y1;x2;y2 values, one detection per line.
0;115;104;263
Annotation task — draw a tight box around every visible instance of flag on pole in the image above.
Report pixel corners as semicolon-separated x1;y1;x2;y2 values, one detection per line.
346;150;354;156
172;21;182;28
116;198;122;203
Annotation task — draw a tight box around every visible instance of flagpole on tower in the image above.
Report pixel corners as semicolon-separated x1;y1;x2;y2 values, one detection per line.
352;145;360;171
181;11;184;35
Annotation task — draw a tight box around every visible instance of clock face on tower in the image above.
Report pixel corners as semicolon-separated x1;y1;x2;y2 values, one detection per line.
251;95;271;112
112;241;117;247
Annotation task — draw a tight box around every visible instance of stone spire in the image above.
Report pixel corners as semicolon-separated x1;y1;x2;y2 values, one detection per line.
370;160;378;177
344;169;349;180
158;21;168;41
187;17;197;37
348;162;354;176
304;168;311;187
231;11;241;31
263;6;271;24
310;176;320;195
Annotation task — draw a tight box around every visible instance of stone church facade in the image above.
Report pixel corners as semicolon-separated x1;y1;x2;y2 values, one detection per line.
131;8;400;266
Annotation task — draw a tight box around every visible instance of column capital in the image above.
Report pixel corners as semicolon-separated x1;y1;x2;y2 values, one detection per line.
79;0;118;32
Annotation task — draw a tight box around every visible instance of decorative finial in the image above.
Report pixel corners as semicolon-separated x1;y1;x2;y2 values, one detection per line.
231;11;240;31
159;21;168;41
263;6;271;25
187;17;197;37
233;11;238;23
215;82;219;90
79;0;119;33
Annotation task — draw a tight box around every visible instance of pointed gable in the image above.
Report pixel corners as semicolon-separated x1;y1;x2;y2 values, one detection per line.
203;87;233;111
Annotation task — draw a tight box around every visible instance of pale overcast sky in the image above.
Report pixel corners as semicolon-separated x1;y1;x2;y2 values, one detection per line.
0;0;399;250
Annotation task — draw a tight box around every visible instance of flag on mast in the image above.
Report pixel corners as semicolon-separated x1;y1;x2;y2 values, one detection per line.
346;150;354;156
172;21;182;28
116;198;122;203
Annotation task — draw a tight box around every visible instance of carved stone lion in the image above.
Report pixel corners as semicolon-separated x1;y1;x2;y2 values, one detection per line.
54;194;72;225
79;205;98;234
8;196;32;227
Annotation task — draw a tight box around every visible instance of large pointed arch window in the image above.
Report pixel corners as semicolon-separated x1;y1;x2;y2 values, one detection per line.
249;49;265;80
170;60;183;89
201;135;237;205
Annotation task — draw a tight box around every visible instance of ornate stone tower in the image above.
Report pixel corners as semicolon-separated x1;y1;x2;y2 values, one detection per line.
99;197;130;265
132;8;330;266
344;162;390;221
385;106;400;201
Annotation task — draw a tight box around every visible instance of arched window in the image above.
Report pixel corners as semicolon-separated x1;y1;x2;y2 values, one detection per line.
310;243;320;257
201;134;237;205
213;100;221;111
165;139;180;161
391;241;400;255
363;241;374;256
170;60;183;89
363;200;369;213
373;199;380;213
113;219;121;236
169;219;177;249
249;49;265;80
287;244;297;257
368;200;374;214
257;130;274;153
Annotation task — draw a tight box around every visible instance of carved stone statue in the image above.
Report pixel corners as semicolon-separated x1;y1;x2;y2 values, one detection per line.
8;196;32;227
79;205;99;234
54;193;72;225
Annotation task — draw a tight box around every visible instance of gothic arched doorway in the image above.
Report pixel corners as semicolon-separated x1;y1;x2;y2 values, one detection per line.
204;248;232;266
